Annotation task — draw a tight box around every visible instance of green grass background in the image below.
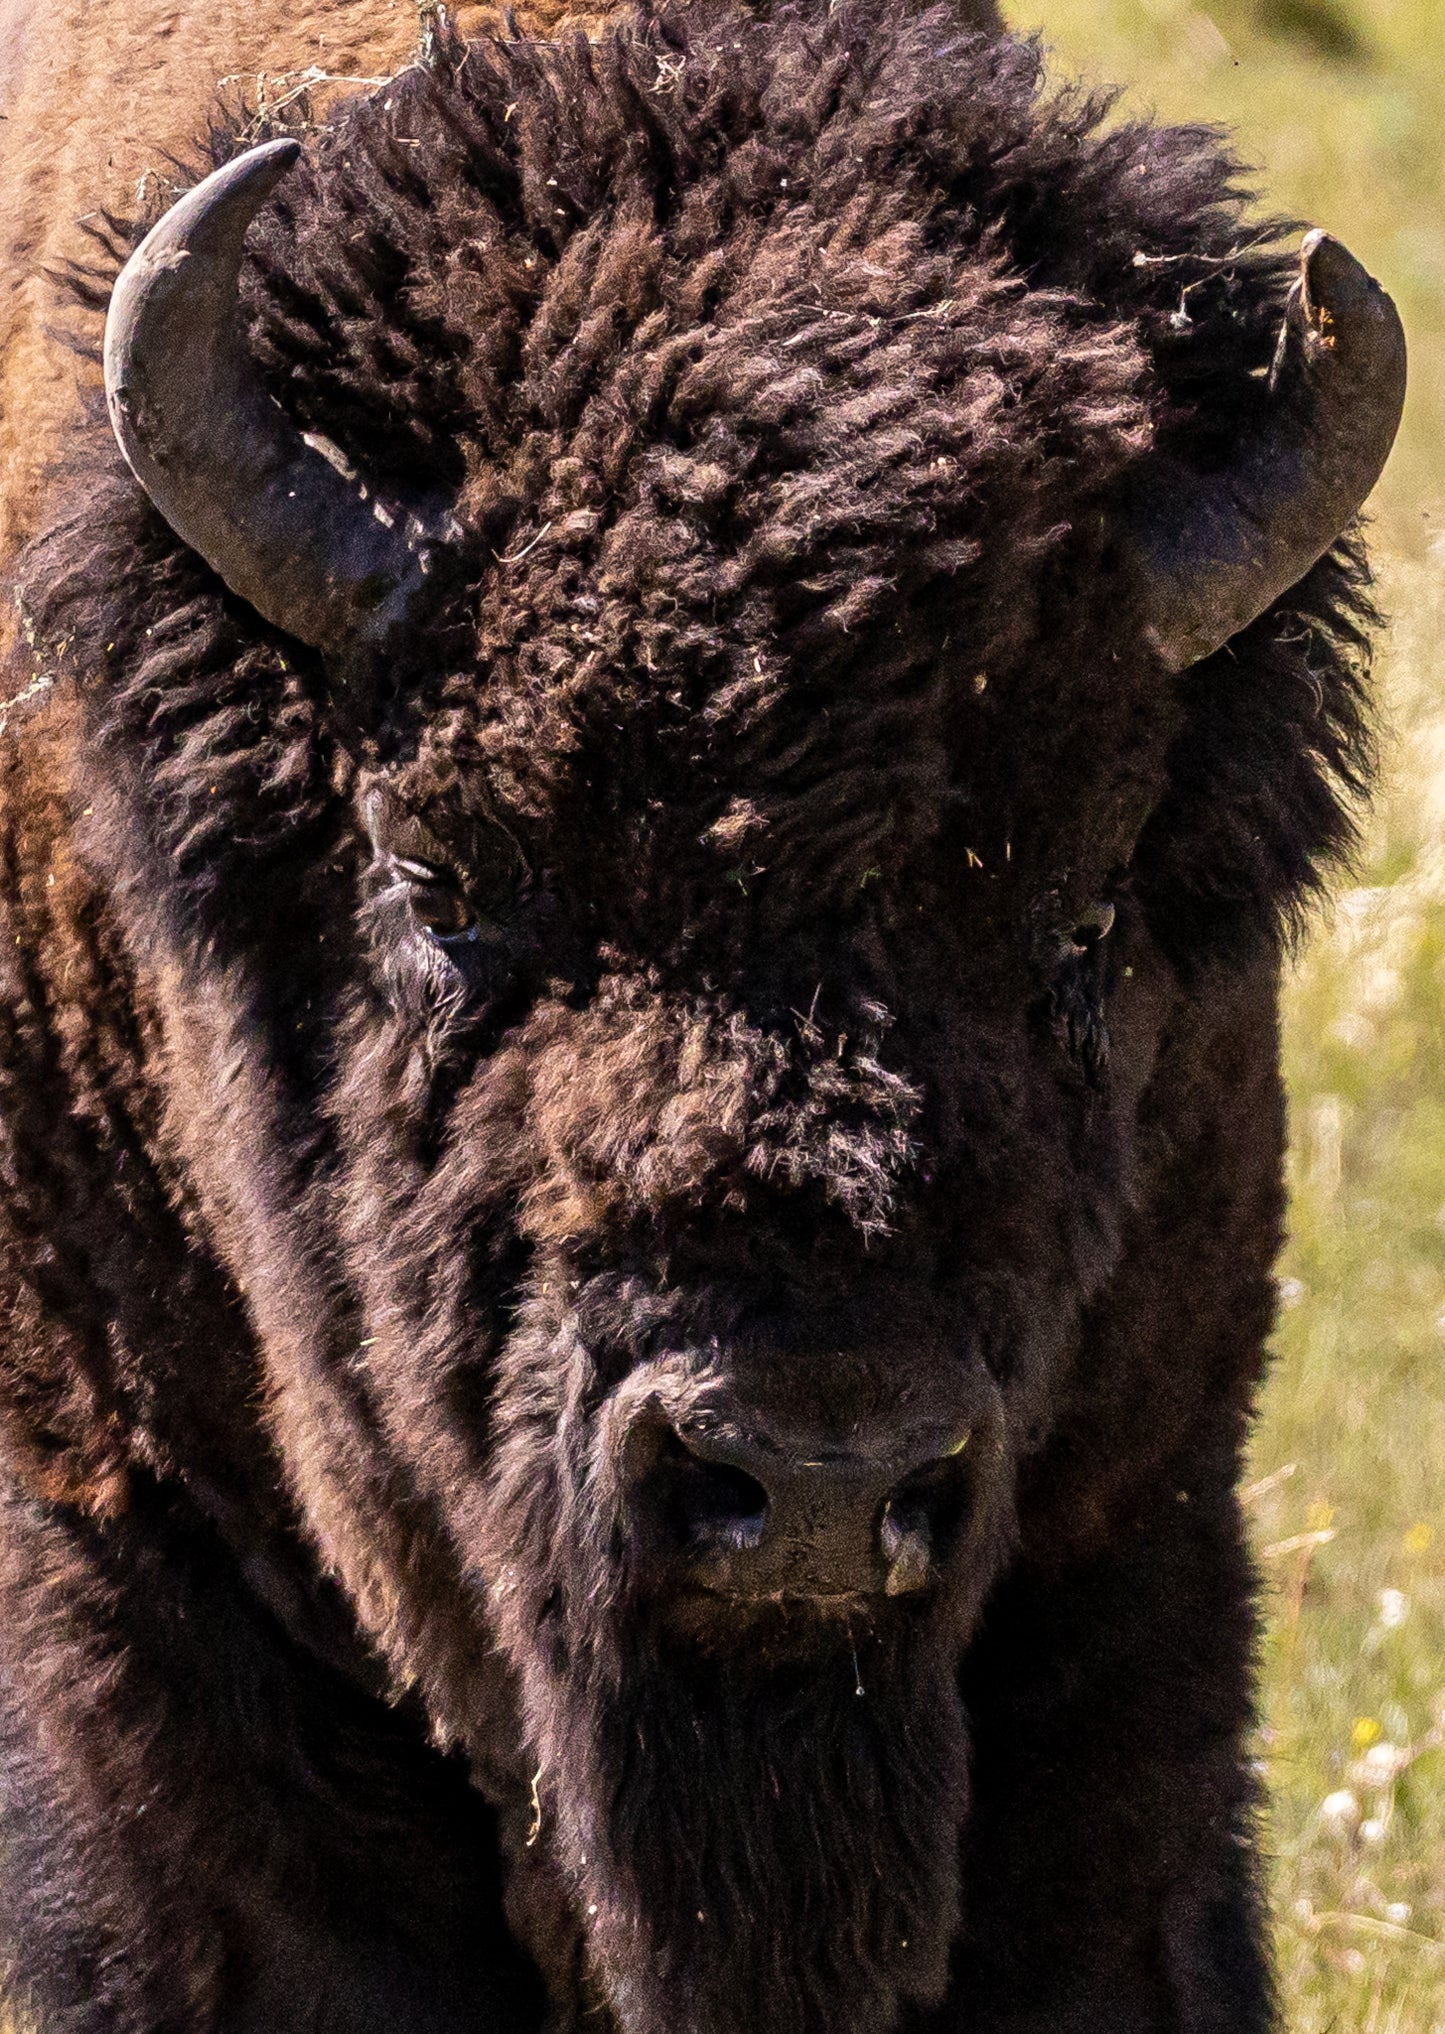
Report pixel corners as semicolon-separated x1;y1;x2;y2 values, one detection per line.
1007;2;1445;2024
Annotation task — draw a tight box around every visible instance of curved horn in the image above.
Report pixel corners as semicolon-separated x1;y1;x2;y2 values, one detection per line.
1125;230;1406;673
104;139;433;657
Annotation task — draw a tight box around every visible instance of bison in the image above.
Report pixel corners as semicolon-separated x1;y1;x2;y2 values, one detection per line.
0;1;1406;2030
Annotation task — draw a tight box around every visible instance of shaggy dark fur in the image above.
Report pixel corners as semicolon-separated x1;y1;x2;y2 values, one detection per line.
0;2;1379;2030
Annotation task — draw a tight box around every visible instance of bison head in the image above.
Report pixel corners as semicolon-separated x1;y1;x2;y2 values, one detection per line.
22;4;1401;2030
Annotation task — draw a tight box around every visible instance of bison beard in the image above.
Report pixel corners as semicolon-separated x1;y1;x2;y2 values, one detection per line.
537;1618;968;2034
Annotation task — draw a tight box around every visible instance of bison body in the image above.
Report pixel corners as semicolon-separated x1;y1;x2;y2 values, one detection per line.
0;3;1400;2030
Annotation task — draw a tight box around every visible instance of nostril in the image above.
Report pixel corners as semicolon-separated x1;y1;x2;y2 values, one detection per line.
880;1446;973;1592
880;1503;931;1596
653;1428;769;1555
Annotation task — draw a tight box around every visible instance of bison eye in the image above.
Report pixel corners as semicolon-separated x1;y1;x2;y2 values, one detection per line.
392;857;479;943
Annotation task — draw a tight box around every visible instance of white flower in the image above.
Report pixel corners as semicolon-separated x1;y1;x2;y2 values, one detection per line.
1352;1741;1411;1791
1319;1789;1361;1832
1378;1587;1410;1629
1386;1902;1413;1926
1360;1817;1389;1845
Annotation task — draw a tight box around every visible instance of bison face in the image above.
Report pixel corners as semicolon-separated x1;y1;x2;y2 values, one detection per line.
324;942;1127;2034
25;3;1398;2031
318;709;1171;2034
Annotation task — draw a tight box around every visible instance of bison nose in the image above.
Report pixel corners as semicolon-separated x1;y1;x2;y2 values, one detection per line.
638;1420;971;1603
649;1425;771;1557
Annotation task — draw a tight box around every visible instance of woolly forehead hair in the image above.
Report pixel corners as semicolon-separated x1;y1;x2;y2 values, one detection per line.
22;0;1373;963
232;0;1250;796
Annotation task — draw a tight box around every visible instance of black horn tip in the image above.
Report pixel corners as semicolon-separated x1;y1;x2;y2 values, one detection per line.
228;134;303;176
106;138;305;371
224;135;304;200
1292;228;1405;375
254;136;303;170
1300;226;1353;297
227;139;302;213
170;137;304;258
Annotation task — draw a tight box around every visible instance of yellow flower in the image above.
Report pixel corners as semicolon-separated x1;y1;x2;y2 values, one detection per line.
1307;1501;1336;1534
1403;1522;1434;1557
1352;1716;1383;1751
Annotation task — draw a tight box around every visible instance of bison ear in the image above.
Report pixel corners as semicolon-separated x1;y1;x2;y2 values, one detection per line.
1122;230;1405;673
103;140;451;659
